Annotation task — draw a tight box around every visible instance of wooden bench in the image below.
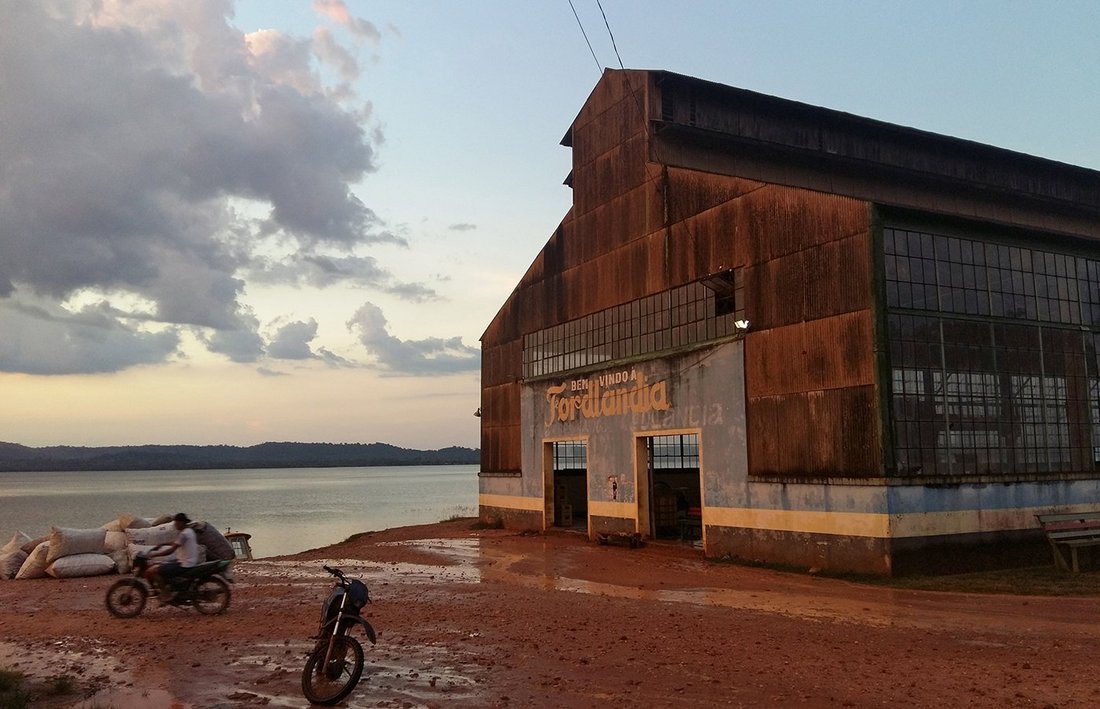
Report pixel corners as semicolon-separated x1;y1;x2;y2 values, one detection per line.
1035;512;1100;572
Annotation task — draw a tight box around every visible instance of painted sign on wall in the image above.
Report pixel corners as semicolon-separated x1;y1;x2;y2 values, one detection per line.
545;368;671;426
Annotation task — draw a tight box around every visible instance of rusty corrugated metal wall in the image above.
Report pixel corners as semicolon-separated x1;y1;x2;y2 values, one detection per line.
480;71;657;473
481;69;880;478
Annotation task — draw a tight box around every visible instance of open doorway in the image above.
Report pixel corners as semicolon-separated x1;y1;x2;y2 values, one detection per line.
645;434;702;543
549;440;588;530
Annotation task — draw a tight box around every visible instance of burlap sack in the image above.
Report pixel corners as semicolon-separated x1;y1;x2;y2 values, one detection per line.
192;521;235;561
125;522;177;547
118;515;153;530
2;531;31;553
20;535;47;555
46;526;107;565
15;541;50;580
110;548;131;574
0;548;27;579
46;553;116;578
1;532;32;576
101;518;124;533
103;531;128;553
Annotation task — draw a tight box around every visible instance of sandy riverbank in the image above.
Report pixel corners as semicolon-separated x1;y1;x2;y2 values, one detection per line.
1;518;1097;708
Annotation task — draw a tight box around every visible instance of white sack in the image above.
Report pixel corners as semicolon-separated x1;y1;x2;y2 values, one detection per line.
47;526;107;565
46;553;116;578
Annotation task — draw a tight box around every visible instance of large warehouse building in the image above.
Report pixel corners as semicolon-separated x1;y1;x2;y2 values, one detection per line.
478;69;1100;574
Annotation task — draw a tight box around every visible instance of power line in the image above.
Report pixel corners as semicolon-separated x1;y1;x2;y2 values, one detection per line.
595;0;625;70
568;0;603;75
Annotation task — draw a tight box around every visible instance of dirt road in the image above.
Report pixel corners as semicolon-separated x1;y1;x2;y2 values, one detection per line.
1;519;1097;708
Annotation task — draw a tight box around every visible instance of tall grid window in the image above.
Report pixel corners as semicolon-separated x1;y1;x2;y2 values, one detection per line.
884;227;1100;477
552;441;587;471
523;272;744;379
885;228;1099;325
649;434;700;470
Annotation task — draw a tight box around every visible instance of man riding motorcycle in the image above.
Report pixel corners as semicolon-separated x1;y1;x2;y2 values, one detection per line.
145;512;199;602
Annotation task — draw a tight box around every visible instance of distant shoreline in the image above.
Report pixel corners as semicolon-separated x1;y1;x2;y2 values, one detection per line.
0;441;480;473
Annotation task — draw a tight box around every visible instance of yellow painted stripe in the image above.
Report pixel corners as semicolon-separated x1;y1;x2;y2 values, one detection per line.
478;493;544;512
588;500;637;521
890;504;1090;537
706;506;890;538
482;497;1084;538
708;503;1081;538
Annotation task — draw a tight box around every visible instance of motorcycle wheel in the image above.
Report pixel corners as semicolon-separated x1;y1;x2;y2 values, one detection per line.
105;579;148;618
301;635;364;706
193;577;231;615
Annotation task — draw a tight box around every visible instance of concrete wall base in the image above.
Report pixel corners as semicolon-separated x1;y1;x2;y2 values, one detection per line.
589;515;636;538
480;505;541;532
705;525;1055;576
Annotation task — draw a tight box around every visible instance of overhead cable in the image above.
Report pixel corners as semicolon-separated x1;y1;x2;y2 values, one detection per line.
568;0;603;75
595;0;625;70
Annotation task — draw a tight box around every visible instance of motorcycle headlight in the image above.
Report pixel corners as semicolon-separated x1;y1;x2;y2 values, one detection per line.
348;579;369;609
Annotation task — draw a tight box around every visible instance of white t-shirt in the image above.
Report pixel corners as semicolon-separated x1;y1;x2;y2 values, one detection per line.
176;527;199;568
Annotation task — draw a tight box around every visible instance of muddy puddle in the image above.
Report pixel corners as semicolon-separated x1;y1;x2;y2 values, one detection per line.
0;638;186;708
222;640;483;708
244;539;907;628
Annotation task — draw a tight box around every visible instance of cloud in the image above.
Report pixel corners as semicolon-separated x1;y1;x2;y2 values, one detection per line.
202;308;265;363
347;302;478;375
317;348;356;367
0;297;180;375
448;223;477;232
245;253;438;301
0;0;394;374
313;0;382;42
383;282;440;303
267;319;319;360
249;254;384;287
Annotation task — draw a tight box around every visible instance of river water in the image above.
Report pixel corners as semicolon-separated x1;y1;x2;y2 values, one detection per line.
0;465;478;558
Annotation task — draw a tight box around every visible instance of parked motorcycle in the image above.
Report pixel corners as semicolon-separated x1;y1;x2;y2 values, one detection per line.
301;565;376;706
104;549;232;618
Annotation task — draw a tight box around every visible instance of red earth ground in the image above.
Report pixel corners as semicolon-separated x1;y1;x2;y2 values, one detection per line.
0;519;1098;708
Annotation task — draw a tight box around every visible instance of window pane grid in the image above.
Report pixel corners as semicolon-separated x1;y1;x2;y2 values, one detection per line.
553;441;587;470
885;226;1100;477
522;272;743;378
649;434;700;469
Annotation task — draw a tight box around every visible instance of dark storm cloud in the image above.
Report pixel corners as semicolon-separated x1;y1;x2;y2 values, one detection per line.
0;0;393;374
347;302;478;376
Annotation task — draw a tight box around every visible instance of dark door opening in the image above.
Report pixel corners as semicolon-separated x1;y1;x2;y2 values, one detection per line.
647;434;701;542
552;440;588;529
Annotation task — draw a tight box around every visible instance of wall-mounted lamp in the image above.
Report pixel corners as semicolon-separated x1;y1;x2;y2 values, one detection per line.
734;319;751;331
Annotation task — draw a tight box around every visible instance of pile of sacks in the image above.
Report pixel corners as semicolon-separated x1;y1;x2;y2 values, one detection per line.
0;514;236;580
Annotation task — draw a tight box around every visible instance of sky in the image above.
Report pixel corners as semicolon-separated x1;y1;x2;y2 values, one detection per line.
1;1;1098;449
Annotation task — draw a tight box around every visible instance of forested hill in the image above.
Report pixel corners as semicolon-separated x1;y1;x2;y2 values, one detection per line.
0;441;480;472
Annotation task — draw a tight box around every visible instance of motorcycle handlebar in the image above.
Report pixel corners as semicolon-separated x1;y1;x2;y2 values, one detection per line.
322;565;346;581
